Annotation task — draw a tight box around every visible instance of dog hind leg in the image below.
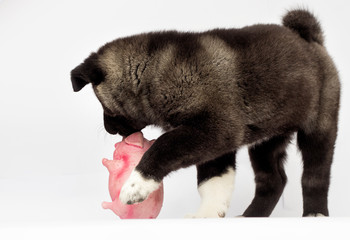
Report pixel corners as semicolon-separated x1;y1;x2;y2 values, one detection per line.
297;126;337;217
243;134;291;217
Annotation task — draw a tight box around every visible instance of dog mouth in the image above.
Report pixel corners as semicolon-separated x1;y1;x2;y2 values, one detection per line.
103;113;143;137
104;124;120;135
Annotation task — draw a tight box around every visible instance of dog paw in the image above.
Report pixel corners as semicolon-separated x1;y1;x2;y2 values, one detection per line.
305;213;326;217
185;208;226;218
119;170;160;205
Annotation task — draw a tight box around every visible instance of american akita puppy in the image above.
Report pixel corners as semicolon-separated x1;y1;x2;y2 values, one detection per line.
71;9;340;217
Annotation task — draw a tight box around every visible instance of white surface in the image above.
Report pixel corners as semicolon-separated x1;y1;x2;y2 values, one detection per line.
0;0;349;234
1;218;350;240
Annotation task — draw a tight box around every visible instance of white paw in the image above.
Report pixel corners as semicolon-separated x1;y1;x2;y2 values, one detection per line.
305;213;326;217
185;210;226;218
185;204;228;218
186;167;235;218
119;170;160;205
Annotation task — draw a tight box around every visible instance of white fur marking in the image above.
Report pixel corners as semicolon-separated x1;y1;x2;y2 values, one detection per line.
306;213;326;217
186;167;236;218
119;170;160;205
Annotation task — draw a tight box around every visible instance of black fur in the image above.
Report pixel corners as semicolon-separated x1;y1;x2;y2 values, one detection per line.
71;53;105;92
103;113;142;136
282;9;324;45
147;31;202;60
244;134;291;217
196;151;236;186
71;9;340;216
297;127;338;216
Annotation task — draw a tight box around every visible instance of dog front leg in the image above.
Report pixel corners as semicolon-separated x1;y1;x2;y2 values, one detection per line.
119;123;238;205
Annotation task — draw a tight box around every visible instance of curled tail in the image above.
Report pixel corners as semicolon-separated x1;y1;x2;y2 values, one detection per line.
282;9;324;45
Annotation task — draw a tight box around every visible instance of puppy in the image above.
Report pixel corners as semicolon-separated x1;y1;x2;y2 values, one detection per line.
71;9;340;217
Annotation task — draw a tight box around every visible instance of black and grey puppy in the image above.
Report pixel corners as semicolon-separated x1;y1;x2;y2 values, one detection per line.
71;9;340;217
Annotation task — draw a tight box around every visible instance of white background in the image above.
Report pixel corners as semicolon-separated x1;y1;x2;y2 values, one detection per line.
0;0;349;238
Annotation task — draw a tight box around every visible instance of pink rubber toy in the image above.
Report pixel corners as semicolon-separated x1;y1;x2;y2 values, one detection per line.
102;132;164;219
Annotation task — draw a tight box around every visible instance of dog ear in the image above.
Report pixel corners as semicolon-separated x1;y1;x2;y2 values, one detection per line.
71;63;89;92
70;53;105;92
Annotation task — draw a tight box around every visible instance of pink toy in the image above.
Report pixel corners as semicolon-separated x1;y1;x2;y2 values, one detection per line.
102;132;164;219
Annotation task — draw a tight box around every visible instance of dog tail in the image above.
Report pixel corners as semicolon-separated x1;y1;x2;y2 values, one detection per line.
282;9;324;45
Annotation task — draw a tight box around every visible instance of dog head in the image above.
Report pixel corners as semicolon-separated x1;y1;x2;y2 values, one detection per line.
71;53;144;137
